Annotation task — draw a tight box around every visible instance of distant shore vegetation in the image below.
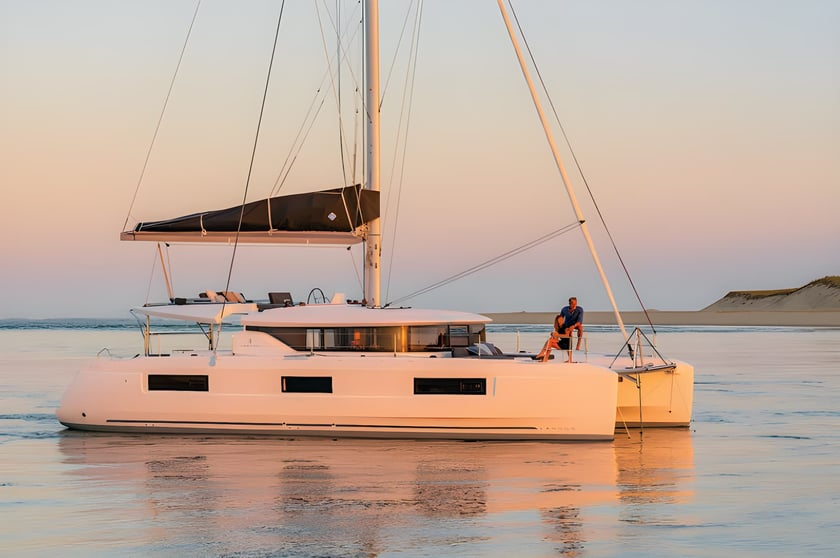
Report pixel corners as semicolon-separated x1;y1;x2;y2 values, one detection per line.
724;275;840;300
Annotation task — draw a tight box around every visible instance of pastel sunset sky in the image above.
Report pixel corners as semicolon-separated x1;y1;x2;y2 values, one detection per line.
1;1;838;318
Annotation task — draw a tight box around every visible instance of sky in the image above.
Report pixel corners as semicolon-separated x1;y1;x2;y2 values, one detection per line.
1;0;838;319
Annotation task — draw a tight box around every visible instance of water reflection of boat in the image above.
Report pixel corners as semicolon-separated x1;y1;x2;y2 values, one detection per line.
614;429;695;507
56;430;694;553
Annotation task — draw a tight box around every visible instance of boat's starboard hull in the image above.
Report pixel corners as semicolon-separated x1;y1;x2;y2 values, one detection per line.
57;353;619;441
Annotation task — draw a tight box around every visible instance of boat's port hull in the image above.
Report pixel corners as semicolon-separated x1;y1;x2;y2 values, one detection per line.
614;360;694;428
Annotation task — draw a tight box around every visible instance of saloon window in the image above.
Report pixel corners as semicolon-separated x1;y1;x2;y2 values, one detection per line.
246;324;485;352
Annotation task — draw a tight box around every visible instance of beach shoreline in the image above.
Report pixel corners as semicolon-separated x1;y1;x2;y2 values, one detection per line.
482;310;840;327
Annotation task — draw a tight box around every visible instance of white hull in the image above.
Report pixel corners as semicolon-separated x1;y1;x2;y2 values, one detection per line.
614;360;694;428
57;351;619;441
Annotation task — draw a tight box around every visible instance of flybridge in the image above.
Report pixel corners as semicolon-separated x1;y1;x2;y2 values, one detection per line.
120;185;379;245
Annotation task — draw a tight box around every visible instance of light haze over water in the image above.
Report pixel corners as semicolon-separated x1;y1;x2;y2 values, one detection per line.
1;323;839;556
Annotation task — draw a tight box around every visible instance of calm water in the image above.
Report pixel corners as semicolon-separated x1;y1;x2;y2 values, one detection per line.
1;322;839;557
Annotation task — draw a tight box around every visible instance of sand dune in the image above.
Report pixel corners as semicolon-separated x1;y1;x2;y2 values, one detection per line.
485;276;840;326
483;309;840;327
702;276;840;312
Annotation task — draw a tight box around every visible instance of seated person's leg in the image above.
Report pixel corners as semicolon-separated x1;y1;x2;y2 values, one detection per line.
536;337;552;360
536;336;561;361
573;323;583;349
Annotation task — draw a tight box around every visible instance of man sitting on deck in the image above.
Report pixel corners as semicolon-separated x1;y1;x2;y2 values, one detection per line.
535;297;584;362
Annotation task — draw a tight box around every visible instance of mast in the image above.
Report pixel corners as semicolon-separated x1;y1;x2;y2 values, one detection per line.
363;0;381;307
496;0;628;339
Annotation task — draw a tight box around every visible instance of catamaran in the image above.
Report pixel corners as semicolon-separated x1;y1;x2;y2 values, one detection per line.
57;1;692;440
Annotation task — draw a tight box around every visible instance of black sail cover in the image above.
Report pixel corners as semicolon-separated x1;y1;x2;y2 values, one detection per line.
121;185;379;244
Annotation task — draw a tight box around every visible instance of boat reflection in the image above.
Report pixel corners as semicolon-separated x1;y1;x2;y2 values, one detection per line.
614;428;695;506
57;430;693;553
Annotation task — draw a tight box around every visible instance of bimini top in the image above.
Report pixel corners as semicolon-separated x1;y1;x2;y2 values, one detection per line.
131;303;258;325
242;304;492;328
120;184;379;245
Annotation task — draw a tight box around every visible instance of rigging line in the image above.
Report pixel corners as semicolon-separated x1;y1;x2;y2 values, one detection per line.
388;223;578;306
508;1;656;333
315;1;365;185
351;91;360;184
384;1;423;303
122;0;201;233
327;1;365;186
330;10;364;103
315;1;349;186
347;245;364;295
144;247;159;306
350;17;362;190
269;11;362;197
218;1;286;347
339;6;364;183
336;0;346;185
352;180;364;228
165;242;174;297
340;11;363;185
337;188;354;234
380;0;417;108
269;96;326;198
386;222;579;307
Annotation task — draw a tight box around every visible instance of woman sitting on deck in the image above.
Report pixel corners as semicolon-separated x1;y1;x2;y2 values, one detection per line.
535;297;583;362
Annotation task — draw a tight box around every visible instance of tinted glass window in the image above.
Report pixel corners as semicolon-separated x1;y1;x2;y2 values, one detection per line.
282;376;333;393
148;375;209;391
414;378;486;395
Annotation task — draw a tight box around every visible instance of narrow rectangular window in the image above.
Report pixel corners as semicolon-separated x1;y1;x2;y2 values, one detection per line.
282;376;333;393
414;378;486;395
148;374;209;392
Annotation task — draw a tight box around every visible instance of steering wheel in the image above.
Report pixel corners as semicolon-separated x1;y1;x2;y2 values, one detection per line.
307;287;327;304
